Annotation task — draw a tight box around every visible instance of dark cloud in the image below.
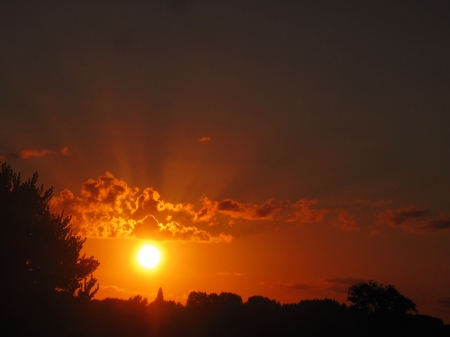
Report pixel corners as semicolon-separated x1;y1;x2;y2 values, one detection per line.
427;218;450;230
195;197;285;221
378;206;450;232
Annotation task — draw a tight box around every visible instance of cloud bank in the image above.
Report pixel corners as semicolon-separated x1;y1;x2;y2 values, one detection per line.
49;171;450;242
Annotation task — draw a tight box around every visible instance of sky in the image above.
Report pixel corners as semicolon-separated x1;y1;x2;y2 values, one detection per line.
1;0;450;322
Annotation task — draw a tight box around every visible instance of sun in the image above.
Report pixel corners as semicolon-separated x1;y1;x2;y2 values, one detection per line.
137;244;162;269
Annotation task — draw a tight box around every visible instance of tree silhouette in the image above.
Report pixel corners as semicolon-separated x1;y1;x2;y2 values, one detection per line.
0;163;99;301
156;287;164;302
347;280;418;315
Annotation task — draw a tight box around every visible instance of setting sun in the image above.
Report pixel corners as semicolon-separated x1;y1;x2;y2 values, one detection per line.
137;244;161;269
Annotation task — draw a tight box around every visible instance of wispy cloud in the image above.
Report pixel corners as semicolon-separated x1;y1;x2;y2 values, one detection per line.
0;147;70;160
260;281;314;290
319;277;366;293
199;136;211;142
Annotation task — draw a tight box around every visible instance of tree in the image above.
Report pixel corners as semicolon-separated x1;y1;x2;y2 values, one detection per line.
347;280;417;315
245;296;280;313
156;287;164;302
0;163;99;302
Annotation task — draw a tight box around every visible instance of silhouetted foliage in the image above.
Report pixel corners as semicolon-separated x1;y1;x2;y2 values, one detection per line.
245;295;280;312
0;163;99;334
348;280;418;315
156;287;164;302
61;290;450;337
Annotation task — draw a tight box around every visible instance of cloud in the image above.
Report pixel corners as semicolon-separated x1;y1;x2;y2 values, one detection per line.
320;277;366;293
260;281;284;288
334;209;358;231
194;197;285;222
382;205;430;225
133;215;232;242
427;217;450;230
377;206;450;232
50;170;408;241
49;172;228;242
199;136;211;142
260;281;314;290
0;147;70;160
288;283;315;290
288;198;329;223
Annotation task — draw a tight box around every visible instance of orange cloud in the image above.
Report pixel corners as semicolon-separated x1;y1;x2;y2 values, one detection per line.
50;171;390;240
199;136;211;142
0;147;70;160
288;198;329;223
133;215;231;242
334;209;358;231
20;149;54;158
194;197;285;222
50;172;230;242
377;206;450;232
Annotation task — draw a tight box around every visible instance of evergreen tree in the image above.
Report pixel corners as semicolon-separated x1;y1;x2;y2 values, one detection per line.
0;163;99;301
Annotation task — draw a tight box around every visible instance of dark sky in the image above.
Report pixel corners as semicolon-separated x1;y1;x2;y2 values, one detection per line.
1;0;450;322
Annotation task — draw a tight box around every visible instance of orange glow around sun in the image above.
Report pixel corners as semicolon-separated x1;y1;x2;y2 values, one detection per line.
137;244;162;269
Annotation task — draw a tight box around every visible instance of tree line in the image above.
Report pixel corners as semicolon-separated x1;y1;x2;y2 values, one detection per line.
1;163;449;336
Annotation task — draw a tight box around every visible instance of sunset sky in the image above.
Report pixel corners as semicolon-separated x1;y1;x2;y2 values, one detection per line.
1;1;450;323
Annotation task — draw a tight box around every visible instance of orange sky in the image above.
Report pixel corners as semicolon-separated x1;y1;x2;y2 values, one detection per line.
1;0;450;324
